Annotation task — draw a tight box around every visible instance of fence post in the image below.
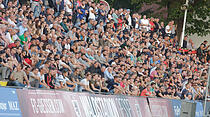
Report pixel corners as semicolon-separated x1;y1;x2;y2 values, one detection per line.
203;65;210;116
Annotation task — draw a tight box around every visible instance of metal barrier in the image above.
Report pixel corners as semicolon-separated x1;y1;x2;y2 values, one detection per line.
0;86;207;117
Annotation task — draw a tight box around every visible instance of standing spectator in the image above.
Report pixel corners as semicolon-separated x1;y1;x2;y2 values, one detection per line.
56;0;64;12
64;0;73;15
88;2;96;20
187;39;195;49
182;36;188;48
77;1;88;21
171;21;176;38
206;50;210;63
197;40;210;61
97;4;105;22
112;9;118;28
165;21;172;37
141;15;149;32
160;22;165;37
31;0;42;17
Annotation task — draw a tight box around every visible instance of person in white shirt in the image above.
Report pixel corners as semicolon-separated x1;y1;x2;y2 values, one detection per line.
88;2;96;20
127;9;132;27
55;69;75;90
141;15;149;32
7;15;17;27
79;73;94;93
0;0;4;9
64;0;73;15
165;21;172;35
56;55;71;70
5;28;19;44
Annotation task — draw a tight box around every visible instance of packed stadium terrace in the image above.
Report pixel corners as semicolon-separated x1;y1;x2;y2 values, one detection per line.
0;0;209;101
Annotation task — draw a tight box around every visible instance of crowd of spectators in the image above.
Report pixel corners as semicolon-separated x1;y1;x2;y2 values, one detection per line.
0;0;209;100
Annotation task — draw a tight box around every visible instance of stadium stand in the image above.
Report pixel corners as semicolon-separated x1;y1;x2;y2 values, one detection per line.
0;0;209;101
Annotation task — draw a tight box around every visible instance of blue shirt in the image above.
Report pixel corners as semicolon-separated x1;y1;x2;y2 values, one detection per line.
18;25;28;36
104;69;114;80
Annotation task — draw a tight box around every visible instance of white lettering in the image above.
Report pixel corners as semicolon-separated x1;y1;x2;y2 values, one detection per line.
8;101;19;111
30;98;64;114
30;98;39;114
72;100;82;117
0;103;7;111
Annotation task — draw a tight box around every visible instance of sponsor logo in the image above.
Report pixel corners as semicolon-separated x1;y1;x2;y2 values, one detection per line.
30;98;64;114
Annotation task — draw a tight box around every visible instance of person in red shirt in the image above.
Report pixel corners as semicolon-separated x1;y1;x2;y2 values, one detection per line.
117;15;123;29
149;17;155;32
120;78;126;88
140;84;154;97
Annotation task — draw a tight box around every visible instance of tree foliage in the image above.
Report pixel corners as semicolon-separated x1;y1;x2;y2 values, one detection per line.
107;0;210;38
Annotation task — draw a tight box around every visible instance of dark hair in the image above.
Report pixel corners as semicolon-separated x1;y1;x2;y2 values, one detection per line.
151;82;156;86
31;67;38;72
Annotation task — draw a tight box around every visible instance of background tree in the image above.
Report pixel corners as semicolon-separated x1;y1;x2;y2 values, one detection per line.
106;0;210;43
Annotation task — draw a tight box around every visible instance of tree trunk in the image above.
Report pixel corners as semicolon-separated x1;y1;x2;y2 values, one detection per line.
176;18;184;46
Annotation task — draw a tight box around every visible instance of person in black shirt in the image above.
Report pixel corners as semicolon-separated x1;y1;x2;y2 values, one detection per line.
153;18;160;33
197;40;209;61
181;83;191;99
164;87;173;98
86;61;101;74
107;76;122;94
182;36;188;48
0;50;11;80
15;46;22;63
156;86;166;98
45;68;57;89
206;50;210;63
